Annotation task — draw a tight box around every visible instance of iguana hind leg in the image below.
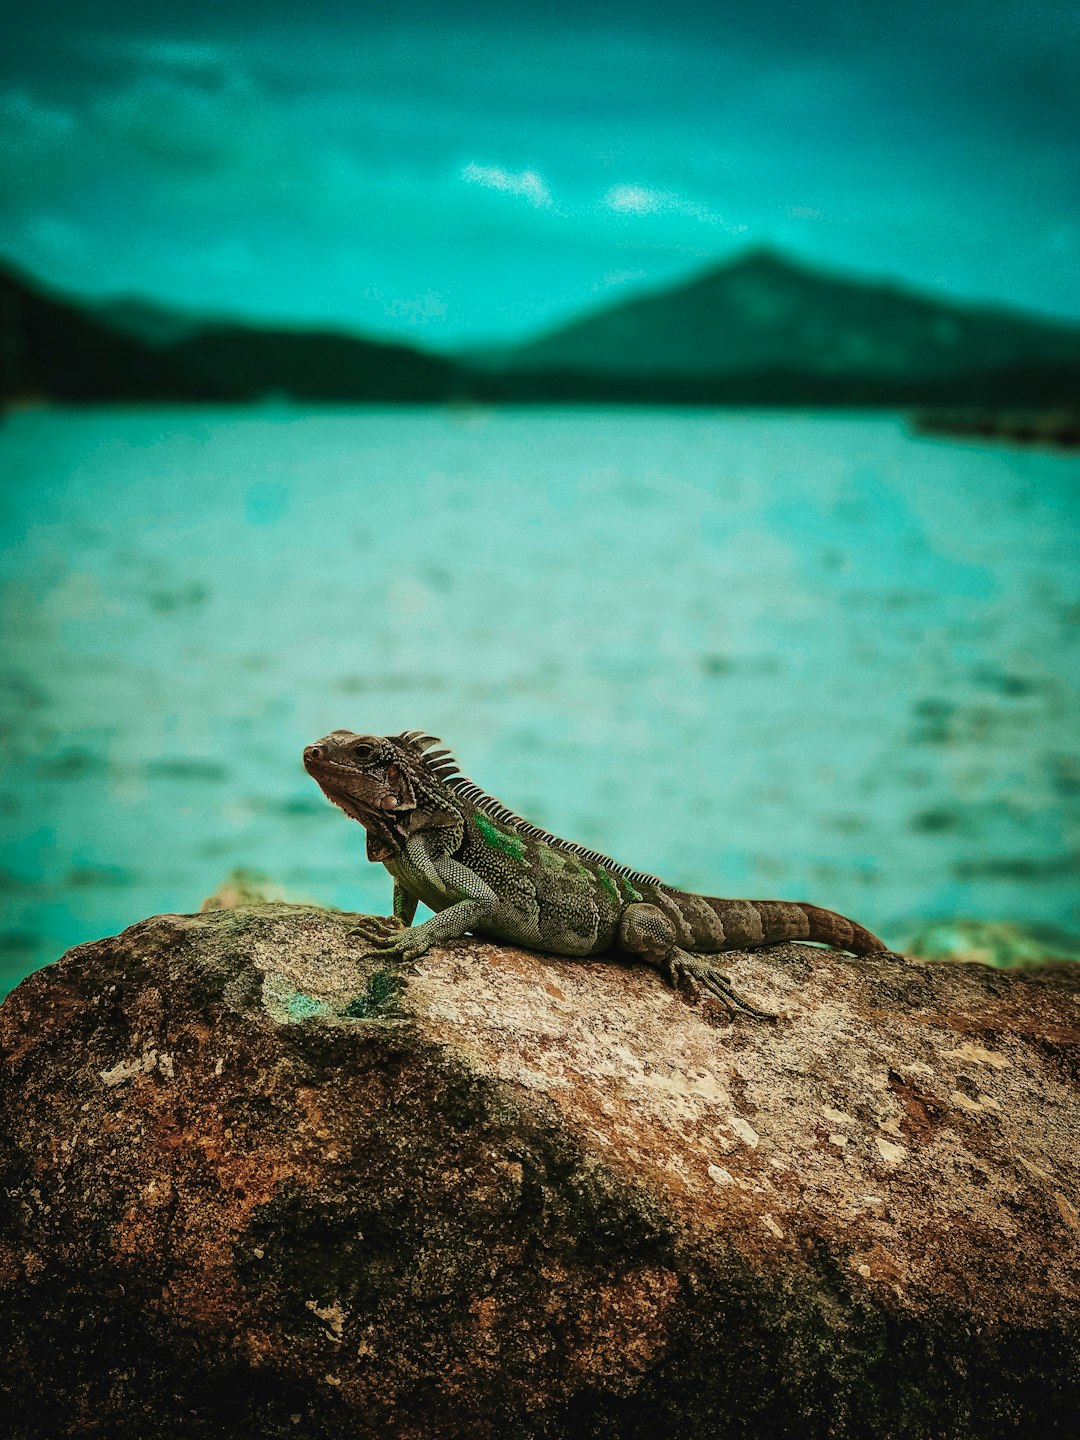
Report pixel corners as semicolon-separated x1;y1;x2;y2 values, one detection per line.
662;953;777;1020
618;902;777;1022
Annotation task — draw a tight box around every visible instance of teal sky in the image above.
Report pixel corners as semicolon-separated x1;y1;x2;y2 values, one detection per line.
1;0;1078;344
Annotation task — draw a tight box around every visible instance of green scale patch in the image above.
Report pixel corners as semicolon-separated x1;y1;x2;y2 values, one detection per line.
475;813;526;859
596;868;621;903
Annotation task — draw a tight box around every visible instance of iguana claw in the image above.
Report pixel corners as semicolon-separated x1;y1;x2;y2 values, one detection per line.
348;921;432;964
348;915;431;962
366;937;430;964
348;915;405;946
667;955;778;1022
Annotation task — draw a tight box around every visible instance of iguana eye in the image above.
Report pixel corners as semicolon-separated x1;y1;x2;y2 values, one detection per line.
351;741;378;764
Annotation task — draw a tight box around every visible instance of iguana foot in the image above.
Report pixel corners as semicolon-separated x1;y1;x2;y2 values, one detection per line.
664;951;778;1022
348;914;405;946
348;915;428;964
359;931;433;965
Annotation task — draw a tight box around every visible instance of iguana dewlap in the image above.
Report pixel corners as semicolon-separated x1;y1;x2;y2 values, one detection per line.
303;729;890;1020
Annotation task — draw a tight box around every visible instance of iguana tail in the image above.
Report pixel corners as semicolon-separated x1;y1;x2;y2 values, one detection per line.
700;896;887;955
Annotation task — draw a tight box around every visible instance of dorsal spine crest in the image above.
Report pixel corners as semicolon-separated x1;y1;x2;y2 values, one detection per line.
395;731;662;888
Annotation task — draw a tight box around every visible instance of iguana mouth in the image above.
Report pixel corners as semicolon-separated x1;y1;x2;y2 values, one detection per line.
304;753;358;779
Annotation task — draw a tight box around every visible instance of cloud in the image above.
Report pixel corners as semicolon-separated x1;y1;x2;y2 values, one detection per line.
0;70;382;220
116;38;233;73
96;76;263;174
461;163;552;208
595;268;650;290
21;213;84;255
454;168;744;239
381;289;449;324
603;184;665;216
602;184;746;234
0;91;80;202
3;6;1078;334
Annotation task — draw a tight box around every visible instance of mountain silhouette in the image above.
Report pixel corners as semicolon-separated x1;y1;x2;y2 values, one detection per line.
492;249;1080;382
1;263;460;405
0;262;226;402
3;251;1079;408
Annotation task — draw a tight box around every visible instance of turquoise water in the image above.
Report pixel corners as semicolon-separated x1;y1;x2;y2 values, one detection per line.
1;406;1078;993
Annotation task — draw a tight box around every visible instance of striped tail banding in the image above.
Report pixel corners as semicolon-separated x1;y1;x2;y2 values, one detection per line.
702;897;887;955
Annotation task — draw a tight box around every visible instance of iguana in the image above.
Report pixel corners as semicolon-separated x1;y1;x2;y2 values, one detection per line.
303;729;891;1020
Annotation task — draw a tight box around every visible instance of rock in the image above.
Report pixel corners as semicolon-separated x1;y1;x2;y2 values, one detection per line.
199;867;312;912
1;903;1078;1439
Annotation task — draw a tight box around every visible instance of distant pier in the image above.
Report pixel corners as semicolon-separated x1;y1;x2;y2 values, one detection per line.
912;409;1080;451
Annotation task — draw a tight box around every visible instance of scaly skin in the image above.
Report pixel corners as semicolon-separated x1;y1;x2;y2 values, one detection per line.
303;729;892;1021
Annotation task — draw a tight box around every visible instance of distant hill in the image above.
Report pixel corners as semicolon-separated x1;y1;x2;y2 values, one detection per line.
0;263;461;405
167;324;459;403
92;296;209;347
488;249;1080;385
0;262;225;402
4;251;1079;408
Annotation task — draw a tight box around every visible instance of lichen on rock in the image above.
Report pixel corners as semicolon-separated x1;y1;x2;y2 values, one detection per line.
0;903;1078;1438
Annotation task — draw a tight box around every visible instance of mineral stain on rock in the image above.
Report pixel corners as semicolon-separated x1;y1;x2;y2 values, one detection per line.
282;989;331;1021
341;968;407;1019
0;901;1078;1439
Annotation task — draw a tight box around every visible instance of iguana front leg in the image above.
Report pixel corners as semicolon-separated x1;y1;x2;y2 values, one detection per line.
365;899;489;963
618;902;777;1022
348;881;417;946
394;881;418;926
361;842;500;963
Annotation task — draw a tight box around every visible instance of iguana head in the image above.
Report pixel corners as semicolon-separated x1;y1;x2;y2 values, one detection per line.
303;729;464;860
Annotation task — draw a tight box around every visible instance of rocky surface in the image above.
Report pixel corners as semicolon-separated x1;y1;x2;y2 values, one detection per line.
1;903;1078;1439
